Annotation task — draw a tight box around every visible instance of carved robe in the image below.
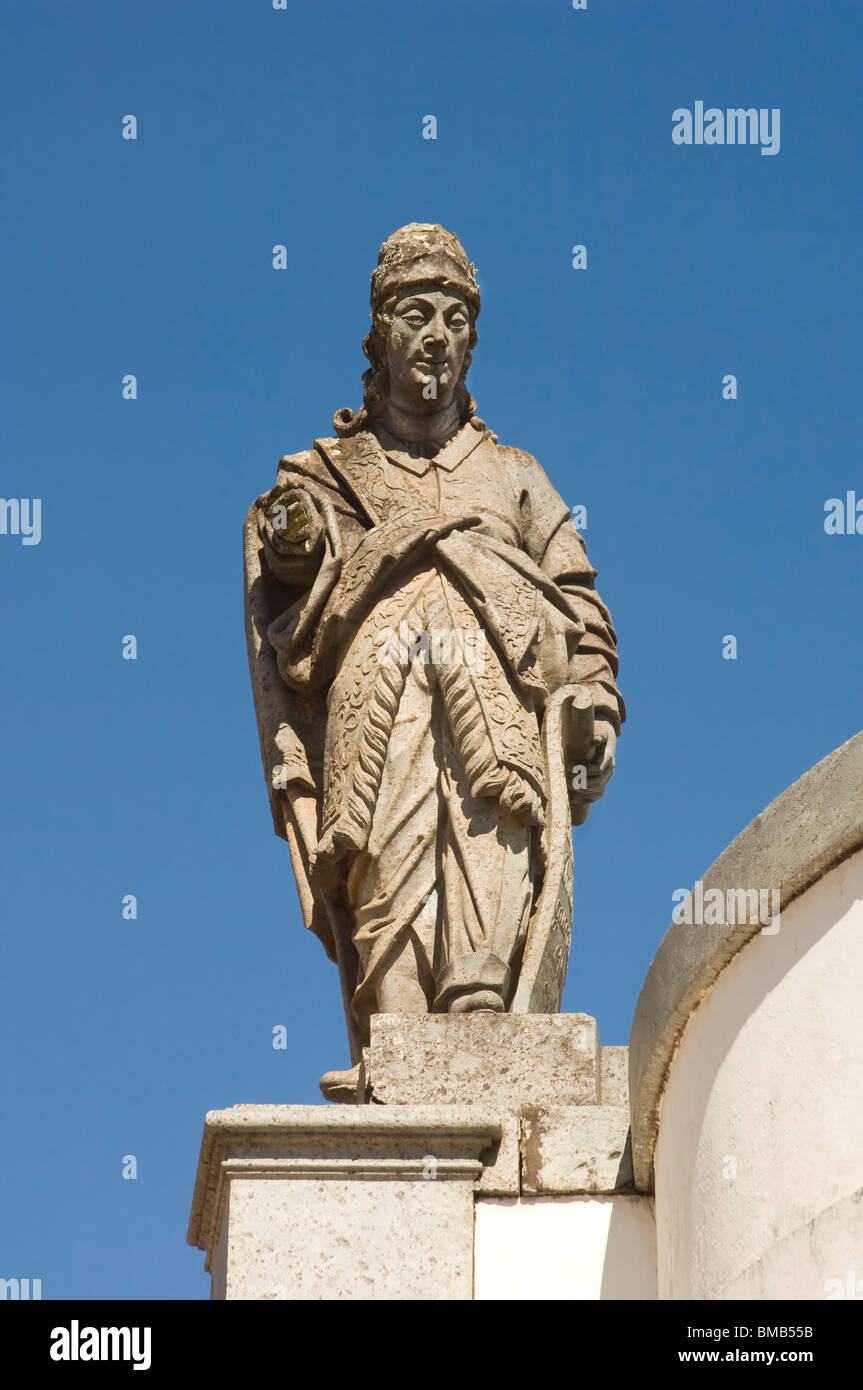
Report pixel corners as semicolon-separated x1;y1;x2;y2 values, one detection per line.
244;418;624;1054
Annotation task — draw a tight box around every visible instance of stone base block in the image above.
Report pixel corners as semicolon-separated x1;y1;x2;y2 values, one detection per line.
521;1106;634;1194
367;1012;600;1106
600;1044;630;1105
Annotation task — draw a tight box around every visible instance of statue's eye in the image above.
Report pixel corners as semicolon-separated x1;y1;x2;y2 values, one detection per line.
402;312;426;327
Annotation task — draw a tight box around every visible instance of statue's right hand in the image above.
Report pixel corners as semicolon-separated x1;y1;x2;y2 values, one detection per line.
260;487;322;554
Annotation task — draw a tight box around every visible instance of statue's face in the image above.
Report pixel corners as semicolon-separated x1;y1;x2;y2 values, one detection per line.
384;287;471;412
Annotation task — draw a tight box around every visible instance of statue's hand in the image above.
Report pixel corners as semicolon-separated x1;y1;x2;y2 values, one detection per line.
261;487;323;555
580;718;617;803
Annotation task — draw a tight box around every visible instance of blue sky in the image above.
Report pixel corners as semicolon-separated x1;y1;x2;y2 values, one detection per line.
2;1;860;1299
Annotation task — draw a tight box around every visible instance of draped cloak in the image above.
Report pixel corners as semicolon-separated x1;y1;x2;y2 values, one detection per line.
243;419;624;1057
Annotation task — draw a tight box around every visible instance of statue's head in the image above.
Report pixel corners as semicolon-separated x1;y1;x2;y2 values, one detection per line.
334;224;481;437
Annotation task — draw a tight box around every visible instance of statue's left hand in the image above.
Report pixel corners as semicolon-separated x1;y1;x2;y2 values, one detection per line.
581;718;617;802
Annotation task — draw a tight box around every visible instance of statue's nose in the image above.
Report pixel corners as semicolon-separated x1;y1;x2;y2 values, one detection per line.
423;321;447;350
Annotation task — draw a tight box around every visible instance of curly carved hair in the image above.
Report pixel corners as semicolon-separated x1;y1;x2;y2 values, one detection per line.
333;293;479;438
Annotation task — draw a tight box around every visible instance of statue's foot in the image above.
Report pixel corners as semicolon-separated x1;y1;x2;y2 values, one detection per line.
319;1064;361;1103
433;949;511;1014
447;988;505;1015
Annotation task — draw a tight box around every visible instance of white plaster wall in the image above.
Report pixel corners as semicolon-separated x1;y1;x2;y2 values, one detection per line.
654;849;863;1300
474;1195;656;1300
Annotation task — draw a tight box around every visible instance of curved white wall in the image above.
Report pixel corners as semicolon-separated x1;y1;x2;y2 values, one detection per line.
654;848;863;1299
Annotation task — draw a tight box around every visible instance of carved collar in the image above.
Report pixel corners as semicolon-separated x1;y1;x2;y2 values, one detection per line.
374;419;487;477
314;423;496;528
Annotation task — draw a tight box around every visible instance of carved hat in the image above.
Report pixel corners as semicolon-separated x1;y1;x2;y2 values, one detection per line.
370;223;481;318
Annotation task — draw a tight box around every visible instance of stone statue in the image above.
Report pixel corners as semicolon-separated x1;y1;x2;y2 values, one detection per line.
244;224;624;1100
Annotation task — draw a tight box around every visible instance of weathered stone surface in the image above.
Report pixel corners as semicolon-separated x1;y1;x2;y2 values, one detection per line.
367;1012;600;1108
221;1176;472;1301
243;223;625;1084
520;1105;633;1194
476;1112;521;1196
600;1044;629;1106
188;1104;502;1300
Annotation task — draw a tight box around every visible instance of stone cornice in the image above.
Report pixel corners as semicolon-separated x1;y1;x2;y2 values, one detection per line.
187;1104;503;1261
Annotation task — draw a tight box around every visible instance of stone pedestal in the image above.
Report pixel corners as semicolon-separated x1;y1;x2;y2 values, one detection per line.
188;1014;656;1300
187;1106;499;1300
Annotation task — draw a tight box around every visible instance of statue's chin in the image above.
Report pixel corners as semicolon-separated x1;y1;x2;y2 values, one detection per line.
406;366;453;396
